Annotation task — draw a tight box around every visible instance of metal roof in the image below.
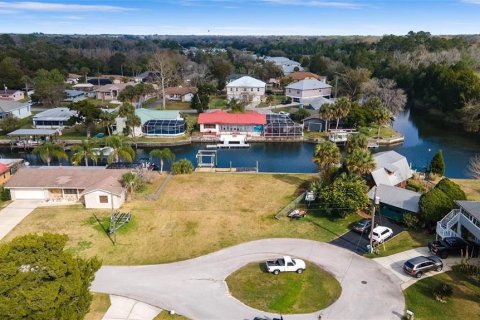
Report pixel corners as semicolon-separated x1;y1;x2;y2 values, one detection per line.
33;107;76;121
0;100;30;113
198;110;266;125
286;79;332;91
368;185;421;213
371;151;413;187
8;128;59;136
226;76;266;88
455;200;480;220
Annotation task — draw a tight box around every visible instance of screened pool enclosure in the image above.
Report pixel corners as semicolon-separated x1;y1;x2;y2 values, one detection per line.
142;119;186;136
263;114;303;138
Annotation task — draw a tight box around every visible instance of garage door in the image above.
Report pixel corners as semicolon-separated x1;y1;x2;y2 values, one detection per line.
13;189;45;200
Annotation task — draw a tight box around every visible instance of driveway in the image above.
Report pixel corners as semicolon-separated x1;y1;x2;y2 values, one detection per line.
0;200;41;240
373;247;464;289
329;217;404;254
92;239;404;320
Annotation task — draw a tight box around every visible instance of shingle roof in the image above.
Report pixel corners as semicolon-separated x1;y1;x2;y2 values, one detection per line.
198;110;266;125
0;89;22;95
368;185;421;213
286;72;323;81
286;79;332;91
226;76;266;88
164;86;197;95
0;100;29;113
371;151;413;187
33;107;76;121
455;200;480;220
95;82;135;92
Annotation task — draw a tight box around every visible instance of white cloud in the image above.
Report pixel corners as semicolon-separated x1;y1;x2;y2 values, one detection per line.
462;0;480;4
261;0;362;9
0;1;132;12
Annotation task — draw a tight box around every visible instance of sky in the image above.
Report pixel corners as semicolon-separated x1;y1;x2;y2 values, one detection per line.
0;0;480;36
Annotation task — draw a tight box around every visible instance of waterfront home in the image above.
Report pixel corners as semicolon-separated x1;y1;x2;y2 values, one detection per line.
264;56;304;75
370;151;413;188
0;100;32;119
303;115;324;132
226;76;266;103
33;107;76;129
164;86;197;102
286;79;332;105
64;89;86;102
436;200;480;244
0;89;25;101
5;167;127;209
95;82;135;102
0;158;24;185
368;184;421;222
115;108;185;137
198;110;266;136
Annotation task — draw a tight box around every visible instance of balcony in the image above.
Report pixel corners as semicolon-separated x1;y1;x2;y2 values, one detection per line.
437;208;480;243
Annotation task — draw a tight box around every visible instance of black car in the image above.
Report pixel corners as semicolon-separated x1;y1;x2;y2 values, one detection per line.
351;218;373;234
403;256;443;278
428;237;476;259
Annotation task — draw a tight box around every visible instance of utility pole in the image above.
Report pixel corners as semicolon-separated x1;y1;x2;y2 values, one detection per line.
369;187;380;253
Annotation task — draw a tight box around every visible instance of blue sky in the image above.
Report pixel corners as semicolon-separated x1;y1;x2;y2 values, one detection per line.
0;1;480;35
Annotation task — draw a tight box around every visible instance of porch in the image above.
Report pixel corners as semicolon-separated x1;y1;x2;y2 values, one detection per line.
436;201;480;244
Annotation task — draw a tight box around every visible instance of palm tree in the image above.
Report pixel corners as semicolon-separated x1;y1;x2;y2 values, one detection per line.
104;135;135;164
122;172;140;200
346;133;368;154
313;141;341;179
33;142;68;166
318;103;334;132
150;148;175;174
345;148;376;175
125;113;142;141
367;97;392;140
98;111;117;136
70;140;98;167
20;75;31;97
331;97;351;130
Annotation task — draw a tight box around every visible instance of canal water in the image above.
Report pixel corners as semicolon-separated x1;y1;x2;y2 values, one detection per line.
1;110;479;177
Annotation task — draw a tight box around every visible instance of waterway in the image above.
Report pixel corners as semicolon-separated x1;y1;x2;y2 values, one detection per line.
1;110;479;177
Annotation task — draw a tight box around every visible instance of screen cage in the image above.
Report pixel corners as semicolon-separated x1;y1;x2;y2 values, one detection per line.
264;114;303;137
142;119;186;135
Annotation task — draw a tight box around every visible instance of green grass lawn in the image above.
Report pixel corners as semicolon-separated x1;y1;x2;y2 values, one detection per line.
85;293;111;320
365;231;435;258
209;96;227;108
404;270;480;320
359;125;400;139
226;261;341;314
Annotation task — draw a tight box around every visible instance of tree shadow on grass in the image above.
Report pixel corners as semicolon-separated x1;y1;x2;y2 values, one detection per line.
272;174;311;192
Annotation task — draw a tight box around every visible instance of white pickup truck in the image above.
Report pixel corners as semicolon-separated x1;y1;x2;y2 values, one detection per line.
265;256;306;275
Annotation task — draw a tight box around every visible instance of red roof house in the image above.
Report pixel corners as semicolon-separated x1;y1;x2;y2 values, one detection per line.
198;111;266;125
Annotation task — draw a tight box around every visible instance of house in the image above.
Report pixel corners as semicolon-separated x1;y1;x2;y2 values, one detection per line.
226;76;266;103
226;74;249;84
64;89;86;102
303;115;324;132
5;167;128;209
0;158;24;185
436;200;480;245
0;89;25;101
368;184;421;222
164;87;197;102
33;107;76;129
285;79;332;104
133;71;158;83
0;100;32;119
66;73;81;85
95;82;135;102
115;108;185;137
198;110;266;136
284;71;326;83
370;151;413;187
264;56;304;75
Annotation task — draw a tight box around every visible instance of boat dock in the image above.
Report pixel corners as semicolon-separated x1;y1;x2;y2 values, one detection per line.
206;143;250;149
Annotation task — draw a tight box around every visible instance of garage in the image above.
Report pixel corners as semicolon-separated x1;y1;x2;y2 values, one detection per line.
12;189;46;200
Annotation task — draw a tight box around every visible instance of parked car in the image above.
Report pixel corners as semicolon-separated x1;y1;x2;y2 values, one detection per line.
351;218;373;234
403;256;443;278
369;226;393;243
428;237;478;259
278;111;290;117
265;256;306;275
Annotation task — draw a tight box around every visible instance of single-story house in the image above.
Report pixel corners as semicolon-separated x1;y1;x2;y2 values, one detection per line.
95;82;135;102
286;79;332;104
368;184;421;222
0;89;25;101
0;158;24;185
226;76;266;103
164;87;197;102
64;90;86;102
115;108;185;137
303;115;324;132
5;167;128;209
198;110;266;136
0;100;32;119
66;73;81;85
264;56;304;75
370;151;413;187
33;107;76;128
436;200;480;244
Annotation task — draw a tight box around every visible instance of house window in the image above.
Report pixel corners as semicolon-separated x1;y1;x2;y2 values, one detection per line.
297;90;300;94
257;88;260;92
99;195;109;203
64;189;77;194
251;88;253;92
204;124;215;129
236;88;238;91
230;88;233;91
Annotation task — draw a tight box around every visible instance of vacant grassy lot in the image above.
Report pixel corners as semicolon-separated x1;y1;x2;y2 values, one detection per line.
85;293;110;320
227;261;341;314
451;179;480;200
365;231;435;258
404;271;480;320
3;173;358;265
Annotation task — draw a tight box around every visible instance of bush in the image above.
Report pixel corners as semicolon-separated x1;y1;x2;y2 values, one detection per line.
432;283;453;302
430;150;445;176
172;159;194;175
290;108;311;122
406;180;426;193
403;213;421;230
436;178;466;201
0;187;11;201
419;188;455;225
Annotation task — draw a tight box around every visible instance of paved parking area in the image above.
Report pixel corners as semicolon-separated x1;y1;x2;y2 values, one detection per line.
102;295;161;320
0;200;41;240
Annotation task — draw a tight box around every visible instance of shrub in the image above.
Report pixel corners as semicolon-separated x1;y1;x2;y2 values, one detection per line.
403;213;421;230
419;188;455;225
0;187;11;201
290;108;311;122
432;283;453;302
436;178;466;201
406;180;426;193
430;150;445;176
172;159;194;175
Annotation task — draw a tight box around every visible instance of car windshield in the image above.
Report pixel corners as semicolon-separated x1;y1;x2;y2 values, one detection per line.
405;261;415;269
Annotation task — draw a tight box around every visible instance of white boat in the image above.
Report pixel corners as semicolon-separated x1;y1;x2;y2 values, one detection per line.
92;147;114;157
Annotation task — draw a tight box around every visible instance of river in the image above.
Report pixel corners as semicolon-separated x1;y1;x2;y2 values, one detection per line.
0;110;478;177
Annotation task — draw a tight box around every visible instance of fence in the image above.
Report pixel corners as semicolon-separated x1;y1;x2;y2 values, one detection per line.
275;191;306;220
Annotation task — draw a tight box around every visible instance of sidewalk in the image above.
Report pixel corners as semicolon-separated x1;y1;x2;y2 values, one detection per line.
0;200;41;240
102;295;162;320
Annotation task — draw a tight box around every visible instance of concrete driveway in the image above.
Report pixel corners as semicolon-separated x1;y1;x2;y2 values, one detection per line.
92;239;404;320
0;200;41;240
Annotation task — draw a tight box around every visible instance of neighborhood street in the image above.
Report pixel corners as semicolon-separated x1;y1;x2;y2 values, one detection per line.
92;238;404;320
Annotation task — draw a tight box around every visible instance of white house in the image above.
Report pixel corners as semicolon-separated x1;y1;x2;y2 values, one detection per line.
164;86;197;102
33;107;76;129
0;100;32;119
264;56;304;75
5;167;127;209
286;79;332;104
0;89;25;101
226;76;266;103
370;151;413;188
198;110;266;136
436;200;480;245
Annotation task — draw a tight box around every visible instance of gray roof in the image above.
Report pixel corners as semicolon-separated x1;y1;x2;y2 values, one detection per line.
303;96;335;110
33;107;76;121
226;76;266;88
7;128;59;136
371;151;412;187
456;200;480;220
65;89;85;97
368;185;421;213
0;100;29;113
286;79;332;91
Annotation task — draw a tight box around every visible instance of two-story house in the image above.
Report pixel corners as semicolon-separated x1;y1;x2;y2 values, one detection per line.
285;79;332;104
226;76;266;103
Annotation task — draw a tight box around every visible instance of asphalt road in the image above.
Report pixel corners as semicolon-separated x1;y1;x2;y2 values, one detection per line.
329;217;404;254
92;239;404;320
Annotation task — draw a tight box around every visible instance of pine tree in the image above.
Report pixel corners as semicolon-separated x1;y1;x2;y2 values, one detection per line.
430;149;445;176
